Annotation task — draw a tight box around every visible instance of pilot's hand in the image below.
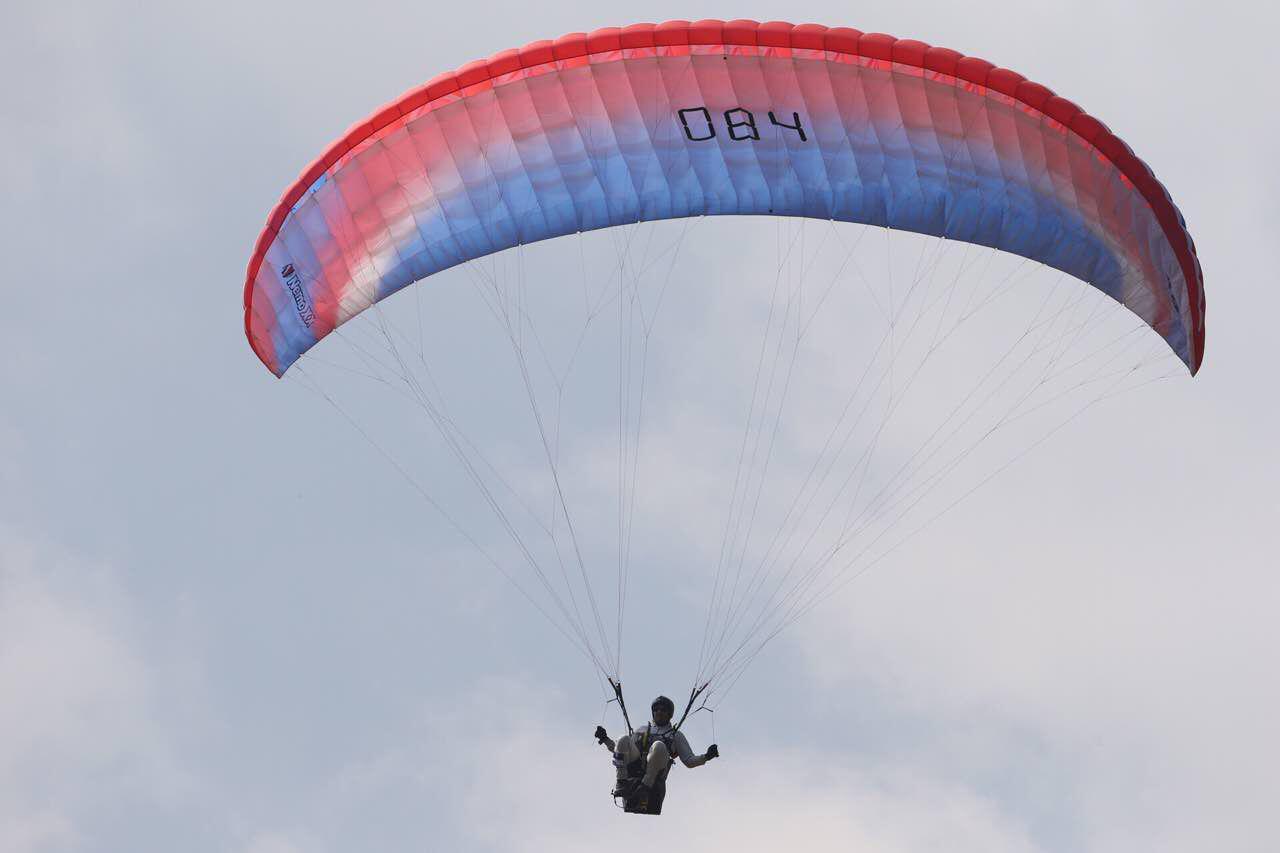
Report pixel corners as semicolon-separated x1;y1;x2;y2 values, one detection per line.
705;743;720;760
594;725;609;744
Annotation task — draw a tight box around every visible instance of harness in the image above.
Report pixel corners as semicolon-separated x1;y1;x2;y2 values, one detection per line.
628;726;677;778
614;726;675;815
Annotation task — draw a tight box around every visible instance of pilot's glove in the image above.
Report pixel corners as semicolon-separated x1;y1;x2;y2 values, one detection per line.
705;743;720;760
594;726;609;744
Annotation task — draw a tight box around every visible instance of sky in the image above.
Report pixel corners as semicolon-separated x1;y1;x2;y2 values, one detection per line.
3;1;1278;851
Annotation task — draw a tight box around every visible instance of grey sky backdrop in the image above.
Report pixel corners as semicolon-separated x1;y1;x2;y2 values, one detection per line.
3;1;1278;851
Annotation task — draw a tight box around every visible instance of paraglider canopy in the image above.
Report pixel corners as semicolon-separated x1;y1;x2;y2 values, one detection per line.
243;19;1205;379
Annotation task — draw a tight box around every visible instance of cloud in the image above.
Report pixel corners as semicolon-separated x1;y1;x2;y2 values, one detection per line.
0;811;77;853
302;678;1046;853
172;676;1049;845
241;832;308;853
789;476;1280;853
0;531;188;853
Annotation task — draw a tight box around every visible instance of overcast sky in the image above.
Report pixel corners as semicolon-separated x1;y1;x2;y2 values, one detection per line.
3;1;1278;851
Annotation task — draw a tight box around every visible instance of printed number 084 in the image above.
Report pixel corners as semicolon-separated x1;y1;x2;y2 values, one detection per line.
678;107;808;143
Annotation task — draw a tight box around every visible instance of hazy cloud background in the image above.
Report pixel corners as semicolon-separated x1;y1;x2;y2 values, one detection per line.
2;1;1277;851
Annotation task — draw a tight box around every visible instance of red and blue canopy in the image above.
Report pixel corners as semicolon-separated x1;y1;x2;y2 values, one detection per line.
244;20;1205;377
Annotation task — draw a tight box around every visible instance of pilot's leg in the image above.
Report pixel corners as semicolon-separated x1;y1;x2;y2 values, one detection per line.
647;778;667;815
641;741;669;788
613;734;639;781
